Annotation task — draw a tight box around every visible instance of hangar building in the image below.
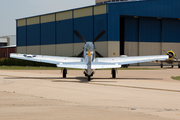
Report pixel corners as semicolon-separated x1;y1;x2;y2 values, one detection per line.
16;0;180;65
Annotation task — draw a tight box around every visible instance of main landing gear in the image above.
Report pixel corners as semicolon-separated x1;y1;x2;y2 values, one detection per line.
161;63;174;68
63;68;67;78
160;61;180;68
111;68;116;78
160;62;163;68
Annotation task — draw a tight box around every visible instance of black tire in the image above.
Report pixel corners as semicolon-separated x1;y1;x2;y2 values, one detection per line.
88;76;91;81
161;64;163;68
171;65;174;68
178;63;180;68
112;68;116;78
63;68;67;78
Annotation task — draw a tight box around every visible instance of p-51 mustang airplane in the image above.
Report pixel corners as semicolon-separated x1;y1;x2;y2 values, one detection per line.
10;30;169;81
159;50;180;68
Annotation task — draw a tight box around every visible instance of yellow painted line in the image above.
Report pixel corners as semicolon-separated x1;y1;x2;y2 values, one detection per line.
1;75;180;93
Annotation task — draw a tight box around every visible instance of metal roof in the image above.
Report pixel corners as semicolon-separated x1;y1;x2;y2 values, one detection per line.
16;0;179;20
16;0;146;20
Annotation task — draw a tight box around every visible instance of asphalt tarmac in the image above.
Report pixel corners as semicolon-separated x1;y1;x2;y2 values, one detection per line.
0;66;180;120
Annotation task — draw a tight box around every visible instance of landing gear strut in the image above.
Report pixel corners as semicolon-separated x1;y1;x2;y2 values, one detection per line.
171;64;174;68
63;68;67;78
111;68;116;78
160;62;163;68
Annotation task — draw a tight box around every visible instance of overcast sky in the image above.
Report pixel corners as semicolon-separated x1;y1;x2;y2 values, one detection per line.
0;0;95;36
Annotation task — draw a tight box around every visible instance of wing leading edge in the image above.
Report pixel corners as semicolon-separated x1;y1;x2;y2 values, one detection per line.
10;53;87;69
92;55;168;69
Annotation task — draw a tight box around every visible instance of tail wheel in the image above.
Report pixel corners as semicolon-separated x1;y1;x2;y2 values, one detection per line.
88;76;91;81
112;68;116;78
63;68;67;78
171;65;174;68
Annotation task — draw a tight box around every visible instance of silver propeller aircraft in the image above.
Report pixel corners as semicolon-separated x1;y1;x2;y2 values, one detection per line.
159;50;180;68
10;30;169;81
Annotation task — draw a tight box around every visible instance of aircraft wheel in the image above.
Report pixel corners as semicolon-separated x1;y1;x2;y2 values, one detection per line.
178;63;180;68
112;68;116;78
63;68;67;78
160;63;163;68
171;65;174;68
88;76;91;81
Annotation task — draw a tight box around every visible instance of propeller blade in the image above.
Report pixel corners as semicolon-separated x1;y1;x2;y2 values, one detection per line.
74;30;86;43
77;51;83;57
173;56;178;61
163;49;167;54
95;51;103;57
163;49;172;57
93;30;106;43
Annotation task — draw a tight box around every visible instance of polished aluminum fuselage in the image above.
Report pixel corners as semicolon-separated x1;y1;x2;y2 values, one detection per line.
83;42;95;76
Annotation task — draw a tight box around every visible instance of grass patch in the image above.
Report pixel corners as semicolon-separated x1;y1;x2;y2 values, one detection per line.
171;76;180;81
0;66;161;70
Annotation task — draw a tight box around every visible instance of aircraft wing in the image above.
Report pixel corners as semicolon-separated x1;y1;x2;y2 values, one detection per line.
177;59;180;62
92;55;168;69
170;59;180;62
10;53;87;69
157;59;180;62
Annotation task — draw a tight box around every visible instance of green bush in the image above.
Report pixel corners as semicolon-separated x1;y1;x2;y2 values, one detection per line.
0;58;56;67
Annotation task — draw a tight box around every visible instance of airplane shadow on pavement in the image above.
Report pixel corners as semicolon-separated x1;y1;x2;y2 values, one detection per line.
4;76;163;83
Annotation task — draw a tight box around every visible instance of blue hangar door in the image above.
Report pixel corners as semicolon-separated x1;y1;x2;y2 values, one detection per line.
139;17;161;43
122;16;161;55
123;16;139;55
162;18;180;43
